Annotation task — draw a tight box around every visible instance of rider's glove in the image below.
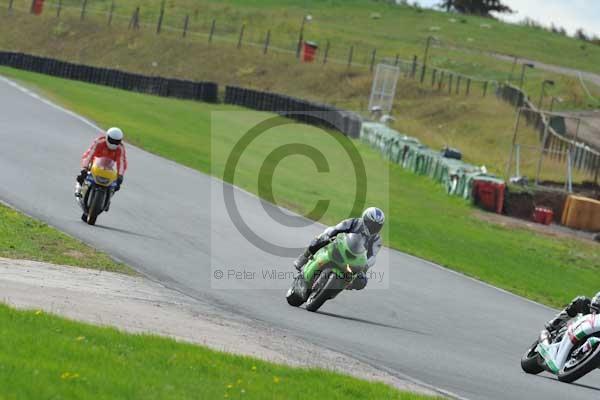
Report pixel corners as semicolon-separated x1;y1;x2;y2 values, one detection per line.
76;168;88;185
115;175;124;191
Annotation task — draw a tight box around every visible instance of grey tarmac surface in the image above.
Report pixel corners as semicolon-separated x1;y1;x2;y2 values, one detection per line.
1;75;599;399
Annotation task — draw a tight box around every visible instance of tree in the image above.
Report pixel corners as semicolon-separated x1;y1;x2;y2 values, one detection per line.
438;0;513;17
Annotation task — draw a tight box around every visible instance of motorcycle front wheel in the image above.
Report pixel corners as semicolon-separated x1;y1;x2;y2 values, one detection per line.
558;340;600;383
87;188;106;226
520;339;544;375
305;269;343;312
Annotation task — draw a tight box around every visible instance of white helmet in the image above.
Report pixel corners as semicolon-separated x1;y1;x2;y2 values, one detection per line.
106;127;123;150
362;207;385;235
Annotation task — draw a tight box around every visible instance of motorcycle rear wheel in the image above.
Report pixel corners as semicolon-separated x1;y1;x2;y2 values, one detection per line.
558;341;600;383
520;339;544;375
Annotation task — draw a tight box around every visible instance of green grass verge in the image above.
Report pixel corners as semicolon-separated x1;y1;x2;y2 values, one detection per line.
0;304;436;400
2;66;599;308
0;202;131;273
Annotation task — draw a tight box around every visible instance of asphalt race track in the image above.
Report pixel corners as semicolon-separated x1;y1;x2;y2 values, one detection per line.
1;76;598;399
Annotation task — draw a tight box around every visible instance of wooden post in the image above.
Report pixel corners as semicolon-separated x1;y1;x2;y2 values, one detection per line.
56;0;62;17
448;74;453;94
420;65;426;83
394;54;400;67
208;19;216;43
237;24;245;49
347;45;354;68
80;0;88;20
410;55;417;78
483;81;488;97
8;0;13;12
156;1;165;34
182;15;189;38
466;78;471;95
370;48;377;72
263;30;271;55
456;76;461;94
431;69;437;87
438;71;444;91
29;0;34;13
322;41;330;65
108;1;114;25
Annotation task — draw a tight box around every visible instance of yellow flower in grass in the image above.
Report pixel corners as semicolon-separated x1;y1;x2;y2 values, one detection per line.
75;336;85;341
251;365;257;371
227;384;233;389
60;372;80;380
35;310;42;315
273;376;280;384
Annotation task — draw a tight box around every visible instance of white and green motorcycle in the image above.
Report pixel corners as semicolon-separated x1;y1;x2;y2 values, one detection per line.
286;233;368;312
521;314;600;383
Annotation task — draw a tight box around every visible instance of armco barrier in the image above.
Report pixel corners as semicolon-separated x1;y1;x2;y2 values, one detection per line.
0;51;218;103
224;86;362;138
0;52;362;138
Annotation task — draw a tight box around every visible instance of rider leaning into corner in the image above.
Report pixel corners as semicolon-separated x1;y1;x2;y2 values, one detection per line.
293;207;385;290
75;127;128;221
537;293;600;372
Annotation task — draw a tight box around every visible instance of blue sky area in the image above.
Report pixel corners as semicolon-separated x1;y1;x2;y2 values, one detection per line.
416;0;600;37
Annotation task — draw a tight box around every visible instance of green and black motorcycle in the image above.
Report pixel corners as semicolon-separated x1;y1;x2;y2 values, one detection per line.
286;233;368;312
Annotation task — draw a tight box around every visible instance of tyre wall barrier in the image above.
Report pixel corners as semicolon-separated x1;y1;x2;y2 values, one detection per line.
224;85;362;138
0;51;218;103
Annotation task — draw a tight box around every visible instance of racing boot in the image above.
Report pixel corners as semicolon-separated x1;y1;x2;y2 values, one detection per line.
293;249;311;272
74;182;83;199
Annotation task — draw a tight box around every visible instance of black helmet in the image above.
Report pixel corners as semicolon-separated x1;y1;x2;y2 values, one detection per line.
591;292;600;314
361;207;385;235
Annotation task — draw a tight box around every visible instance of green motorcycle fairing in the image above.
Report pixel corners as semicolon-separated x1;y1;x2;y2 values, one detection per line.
302;233;368;284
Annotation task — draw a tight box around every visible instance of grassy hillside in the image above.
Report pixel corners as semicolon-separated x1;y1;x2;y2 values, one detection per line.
4;0;600;110
0;11;590;182
0;304;437;400
0;203;130;273
3;66;598;308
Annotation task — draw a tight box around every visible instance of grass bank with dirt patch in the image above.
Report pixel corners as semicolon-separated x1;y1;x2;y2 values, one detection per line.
0;202;131;273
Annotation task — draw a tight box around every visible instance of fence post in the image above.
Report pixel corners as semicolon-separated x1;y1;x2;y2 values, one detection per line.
156;1;165;34
56;0;62;17
8;0;13;12
322;40;330;65
394;54;399;66
237;24;245;49
535;114;551;185
263;30;270;55
410;55;417;79
466;78;471;95
347;45;354;68
483;81;488;97
208;19;216;43
182;15;189;37
108;1;114;25
438;71;444;91
420;65;427;83
370;48;377;72
431;69;437;87
29;0;34;13
448;74;453;94
456;76;461;94
80;0;88;20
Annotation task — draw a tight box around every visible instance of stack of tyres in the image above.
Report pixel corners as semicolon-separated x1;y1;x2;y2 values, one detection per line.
472;177;505;214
